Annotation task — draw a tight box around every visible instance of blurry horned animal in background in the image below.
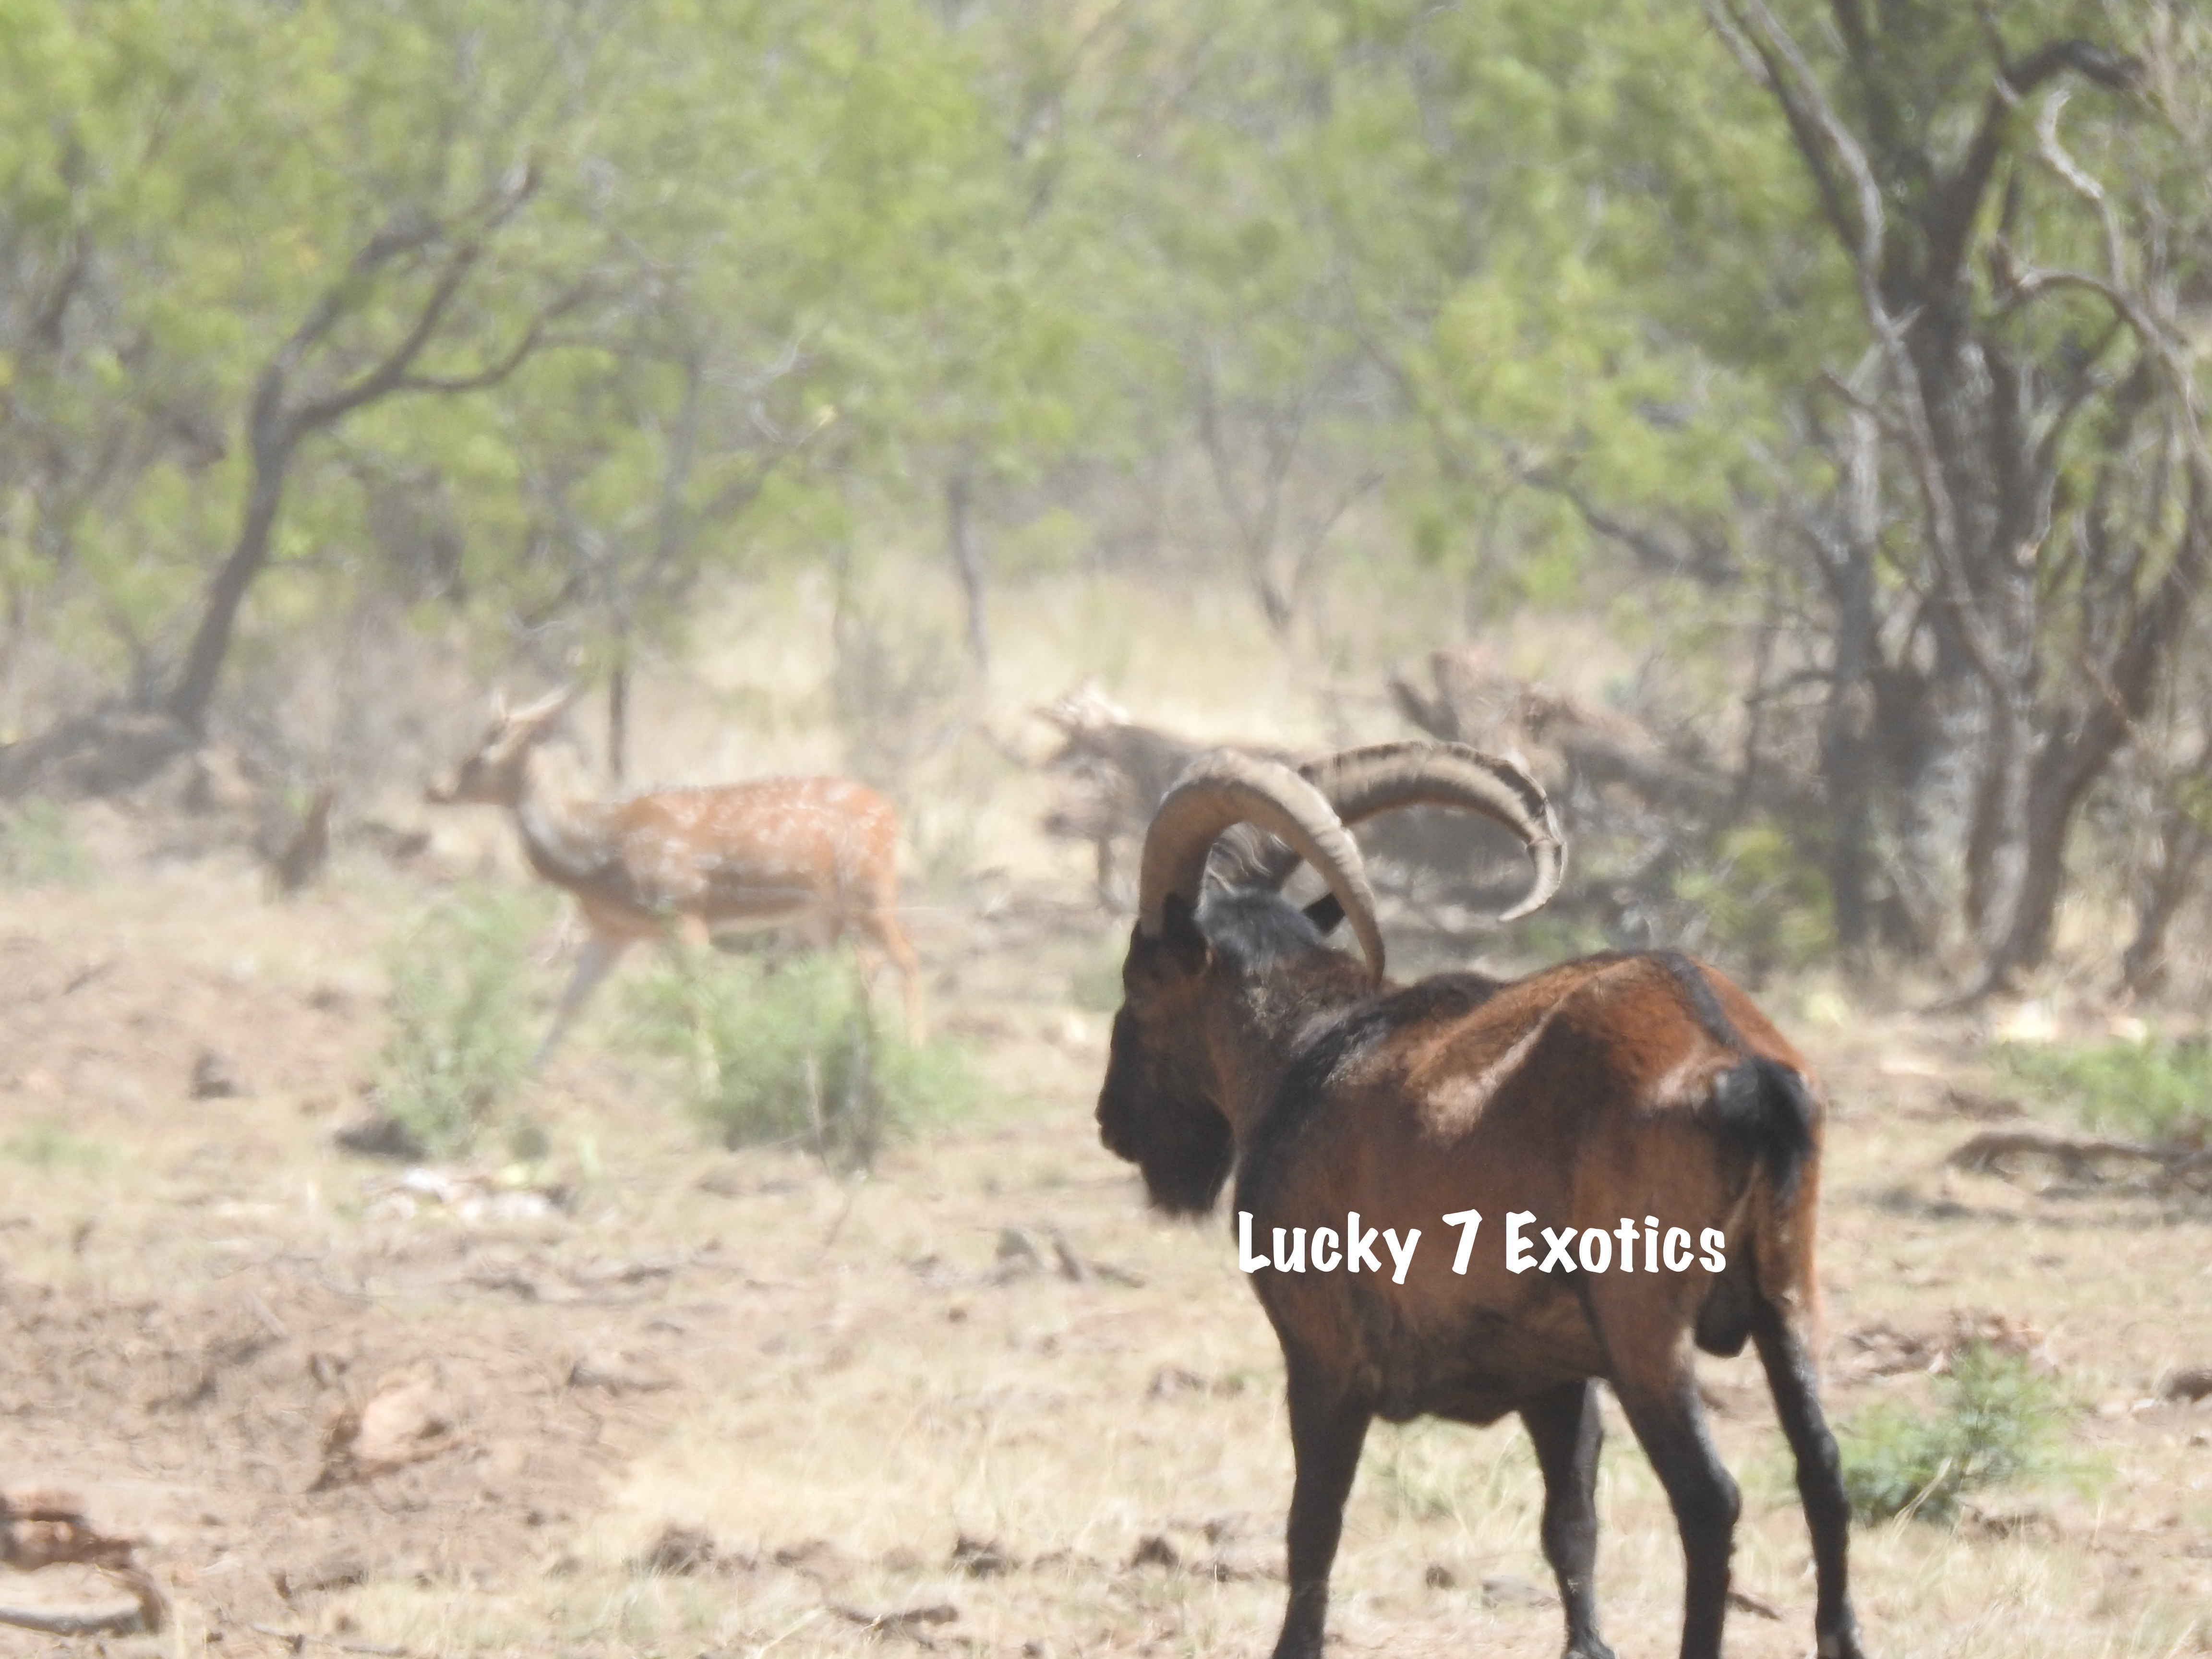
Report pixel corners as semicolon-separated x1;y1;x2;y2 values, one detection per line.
1035;678;1547;927
427;687;924;1065
1037;682;1297;908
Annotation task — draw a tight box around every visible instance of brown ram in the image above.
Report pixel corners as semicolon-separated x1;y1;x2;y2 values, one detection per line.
1094;742;1863;1659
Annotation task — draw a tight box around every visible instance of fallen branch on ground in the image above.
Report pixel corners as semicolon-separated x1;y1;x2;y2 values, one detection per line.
1947;1127;2212;1188
251;1620;412;1656
0;1488;169;1636
830;1601;960;1640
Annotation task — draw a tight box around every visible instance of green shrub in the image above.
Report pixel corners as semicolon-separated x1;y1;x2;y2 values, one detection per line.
1;1121;112;1168
1069;933;1129;1014
1837;1344;2077;1525
1995;1035;2212;1145
1671;817;1832;976
621;950;976;1171
0;797;95;887
372;886;547;1158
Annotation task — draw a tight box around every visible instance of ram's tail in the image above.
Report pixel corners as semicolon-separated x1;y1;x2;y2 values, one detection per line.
1696;1054;1824;1356
1709;1053;1819;1202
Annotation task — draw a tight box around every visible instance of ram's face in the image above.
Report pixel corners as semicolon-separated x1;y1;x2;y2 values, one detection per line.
1094;906;1235;1215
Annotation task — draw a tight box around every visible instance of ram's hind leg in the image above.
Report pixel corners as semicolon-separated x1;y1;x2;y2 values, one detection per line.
1607;1354;1738;1659
1269;1350;1372;1659
1752;1302;1865;1659
1520;1382;1617;1659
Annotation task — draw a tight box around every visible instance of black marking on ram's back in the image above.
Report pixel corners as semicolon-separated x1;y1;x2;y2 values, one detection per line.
1233;971;1504;1216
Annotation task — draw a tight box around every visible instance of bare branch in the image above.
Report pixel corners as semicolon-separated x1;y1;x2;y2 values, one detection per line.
391;294;575;398
1721;0;2022;696
289;245;482;432
1928;36;2142;297
2035;90;2130;288
1706;0;1866;259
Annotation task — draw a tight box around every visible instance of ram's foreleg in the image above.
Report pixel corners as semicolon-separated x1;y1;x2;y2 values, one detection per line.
1267;1349;1372;1659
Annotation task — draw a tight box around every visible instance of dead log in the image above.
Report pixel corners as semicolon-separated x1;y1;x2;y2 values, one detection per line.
0;1488;168;1635
1946;1127;2211;1189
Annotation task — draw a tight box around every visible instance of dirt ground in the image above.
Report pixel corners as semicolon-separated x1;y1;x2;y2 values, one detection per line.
3;844;2211;1659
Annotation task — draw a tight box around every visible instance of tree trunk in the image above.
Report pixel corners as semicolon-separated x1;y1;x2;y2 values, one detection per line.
607;656;630;787
166;431;295;736
1817;402;1882;954
947;471;989;676
1991;746;2099;983
2122;808;2209;998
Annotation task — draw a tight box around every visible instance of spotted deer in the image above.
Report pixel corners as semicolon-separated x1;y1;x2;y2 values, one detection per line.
428;688;924;1064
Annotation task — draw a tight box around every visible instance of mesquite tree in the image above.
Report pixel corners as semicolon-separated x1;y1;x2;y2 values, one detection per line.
1709;0;2212;992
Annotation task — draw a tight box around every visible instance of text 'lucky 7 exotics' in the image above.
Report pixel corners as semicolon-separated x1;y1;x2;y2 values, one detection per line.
1237;1210;1727;1285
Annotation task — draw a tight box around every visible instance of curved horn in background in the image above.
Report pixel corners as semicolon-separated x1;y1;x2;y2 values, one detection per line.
1273;742;1565;923
511;684;579;725
1137;750;1384;982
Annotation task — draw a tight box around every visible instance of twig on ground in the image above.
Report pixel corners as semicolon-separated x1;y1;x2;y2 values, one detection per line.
251;1620;412;1656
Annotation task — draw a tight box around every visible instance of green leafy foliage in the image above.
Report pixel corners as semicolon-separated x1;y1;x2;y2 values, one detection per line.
1068;935;1130;1015
1995;1037;2212;1146
0;798;95;887
0;1121;113;1168
6;0;2211;996
621;950;977;1172
372;885;548;1158
1672;817;1834;979
1837;1344;2078;1526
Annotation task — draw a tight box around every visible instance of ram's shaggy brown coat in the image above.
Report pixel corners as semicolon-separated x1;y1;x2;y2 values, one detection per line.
1096;749;1864;1659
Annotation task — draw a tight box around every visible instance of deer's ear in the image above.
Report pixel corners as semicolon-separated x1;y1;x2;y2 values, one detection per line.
515;684;577;725
1302;891;1345;938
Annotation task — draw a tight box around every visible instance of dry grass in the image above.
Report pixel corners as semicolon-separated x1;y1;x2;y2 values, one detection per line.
4;570;2212;1659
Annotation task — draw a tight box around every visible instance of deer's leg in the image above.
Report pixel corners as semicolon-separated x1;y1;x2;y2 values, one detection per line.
1269;1350;1371;1659
657;914;724;1095
536;933;628;1070
1520;1382;1616;1659
855;905;924;1043
1752;1302;1865;1659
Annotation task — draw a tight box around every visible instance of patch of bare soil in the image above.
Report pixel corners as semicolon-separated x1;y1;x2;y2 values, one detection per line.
4;871;2212;1659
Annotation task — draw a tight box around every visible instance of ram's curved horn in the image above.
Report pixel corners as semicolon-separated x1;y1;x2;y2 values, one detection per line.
1278;741;1565;923
1137;750;1383;982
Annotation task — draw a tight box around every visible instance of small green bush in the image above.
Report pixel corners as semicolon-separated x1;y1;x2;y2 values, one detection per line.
372;886;547;1158
621;951;976;1171
1837;1344;2076;1525
1;1121;112;1168
1671;817;1833;976
1995;1035;2212;1145
1069;934;1129;1013
0;798;95;887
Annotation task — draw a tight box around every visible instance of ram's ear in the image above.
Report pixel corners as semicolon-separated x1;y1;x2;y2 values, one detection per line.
1303;891;1345;938
1160;890;1214;974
